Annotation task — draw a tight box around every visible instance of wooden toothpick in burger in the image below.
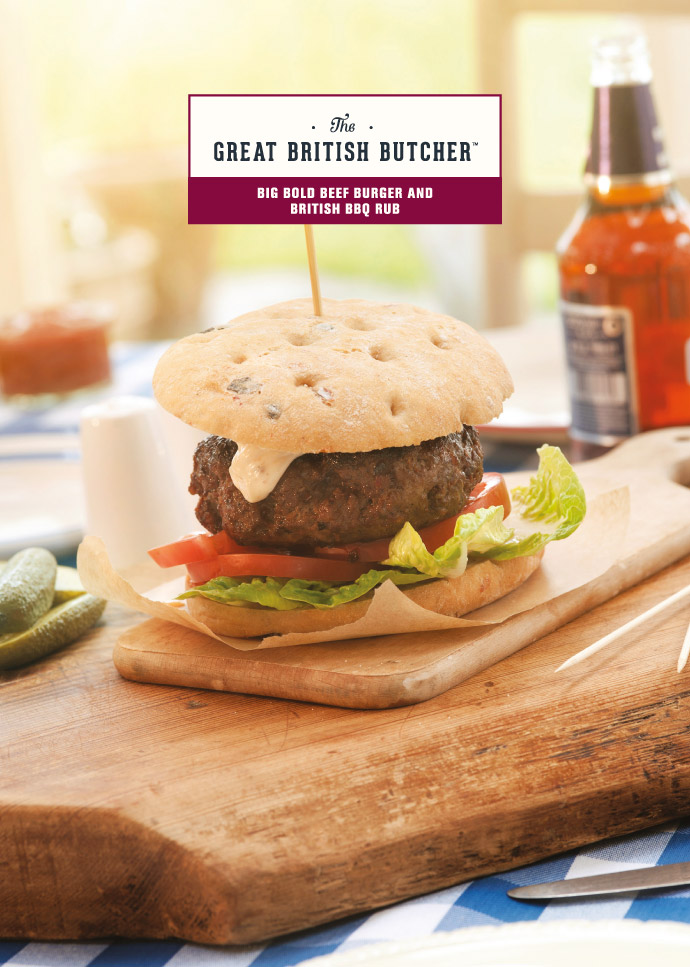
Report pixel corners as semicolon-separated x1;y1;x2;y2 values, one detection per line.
304;224;322;316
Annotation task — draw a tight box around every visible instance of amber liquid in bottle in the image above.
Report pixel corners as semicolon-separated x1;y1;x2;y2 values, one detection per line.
557;35;690;456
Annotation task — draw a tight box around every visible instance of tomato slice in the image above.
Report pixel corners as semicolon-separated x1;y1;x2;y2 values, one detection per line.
148;530;259;567
315;472;511;562
186;553;372;585
462;472;511;518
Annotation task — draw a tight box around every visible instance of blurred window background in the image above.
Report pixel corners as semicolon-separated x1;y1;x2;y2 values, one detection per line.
1;0;689;338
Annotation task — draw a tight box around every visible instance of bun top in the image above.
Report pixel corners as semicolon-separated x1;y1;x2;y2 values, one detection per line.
153;299;513;452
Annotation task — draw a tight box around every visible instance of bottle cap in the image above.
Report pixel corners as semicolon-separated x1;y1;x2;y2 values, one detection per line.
591;32;652;87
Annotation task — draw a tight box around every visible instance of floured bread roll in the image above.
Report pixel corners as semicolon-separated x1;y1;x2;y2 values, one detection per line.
153;299;513;452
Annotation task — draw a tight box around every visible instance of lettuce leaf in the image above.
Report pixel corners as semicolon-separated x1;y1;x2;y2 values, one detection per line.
385;444;585;574
179;569;429;611
477;444;586;560
279;569;428;609
383;507;512;577
179;576;305;611
383;521;466;578
179;446;585;612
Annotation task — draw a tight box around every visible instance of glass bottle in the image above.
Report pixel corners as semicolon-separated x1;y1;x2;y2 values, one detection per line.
557;33;690;459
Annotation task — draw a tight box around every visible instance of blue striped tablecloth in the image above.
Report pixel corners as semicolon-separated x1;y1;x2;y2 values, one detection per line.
2;822;690;966
2;342;689;966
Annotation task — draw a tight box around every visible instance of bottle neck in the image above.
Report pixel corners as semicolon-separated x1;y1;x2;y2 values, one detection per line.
585;82;670;186
585;178;673;209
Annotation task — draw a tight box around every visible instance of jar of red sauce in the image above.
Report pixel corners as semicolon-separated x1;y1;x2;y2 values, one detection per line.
0;303;112;401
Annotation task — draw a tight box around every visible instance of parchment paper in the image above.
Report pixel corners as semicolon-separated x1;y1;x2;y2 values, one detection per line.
77;485;629;651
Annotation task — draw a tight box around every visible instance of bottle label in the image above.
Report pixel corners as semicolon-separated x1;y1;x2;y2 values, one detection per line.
560;301;638;444
585;83;668;180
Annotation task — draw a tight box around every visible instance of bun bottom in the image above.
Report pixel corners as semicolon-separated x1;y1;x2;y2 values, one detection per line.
185;552;544;640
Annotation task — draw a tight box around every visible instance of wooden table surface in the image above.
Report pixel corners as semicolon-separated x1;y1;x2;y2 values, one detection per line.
3;550;690;944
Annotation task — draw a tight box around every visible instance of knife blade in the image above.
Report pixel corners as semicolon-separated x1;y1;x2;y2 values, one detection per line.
508;861;690;900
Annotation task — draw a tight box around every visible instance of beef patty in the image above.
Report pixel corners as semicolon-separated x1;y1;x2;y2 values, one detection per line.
190;427;483;548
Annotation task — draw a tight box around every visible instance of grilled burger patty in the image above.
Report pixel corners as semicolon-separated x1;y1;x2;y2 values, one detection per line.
190;428;483;548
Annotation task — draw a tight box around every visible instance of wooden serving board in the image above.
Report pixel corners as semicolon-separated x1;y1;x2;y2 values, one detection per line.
3;558;690;945
3;428;690;946
114;429;690;709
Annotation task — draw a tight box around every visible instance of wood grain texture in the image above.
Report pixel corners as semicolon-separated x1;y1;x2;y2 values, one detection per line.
3;429;690;944
114;429;690;708
3;561;690;943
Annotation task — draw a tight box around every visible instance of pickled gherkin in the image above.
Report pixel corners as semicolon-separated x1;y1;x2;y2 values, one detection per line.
0;547;57;634
0;594;106;671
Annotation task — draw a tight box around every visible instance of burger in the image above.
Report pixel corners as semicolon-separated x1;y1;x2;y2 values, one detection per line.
149;299;585;638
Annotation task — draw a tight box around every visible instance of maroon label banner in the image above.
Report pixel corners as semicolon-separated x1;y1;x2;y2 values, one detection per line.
188;177;502;225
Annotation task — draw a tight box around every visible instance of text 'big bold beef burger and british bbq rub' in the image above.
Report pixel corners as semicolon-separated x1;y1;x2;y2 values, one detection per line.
150;299;586;637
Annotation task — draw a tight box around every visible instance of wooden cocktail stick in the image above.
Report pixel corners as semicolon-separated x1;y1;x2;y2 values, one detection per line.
556;583;690;673
304;224;322;316
677;616;690;673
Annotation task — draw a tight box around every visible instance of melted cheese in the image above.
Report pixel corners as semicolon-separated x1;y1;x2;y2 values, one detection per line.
229;443;300;503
